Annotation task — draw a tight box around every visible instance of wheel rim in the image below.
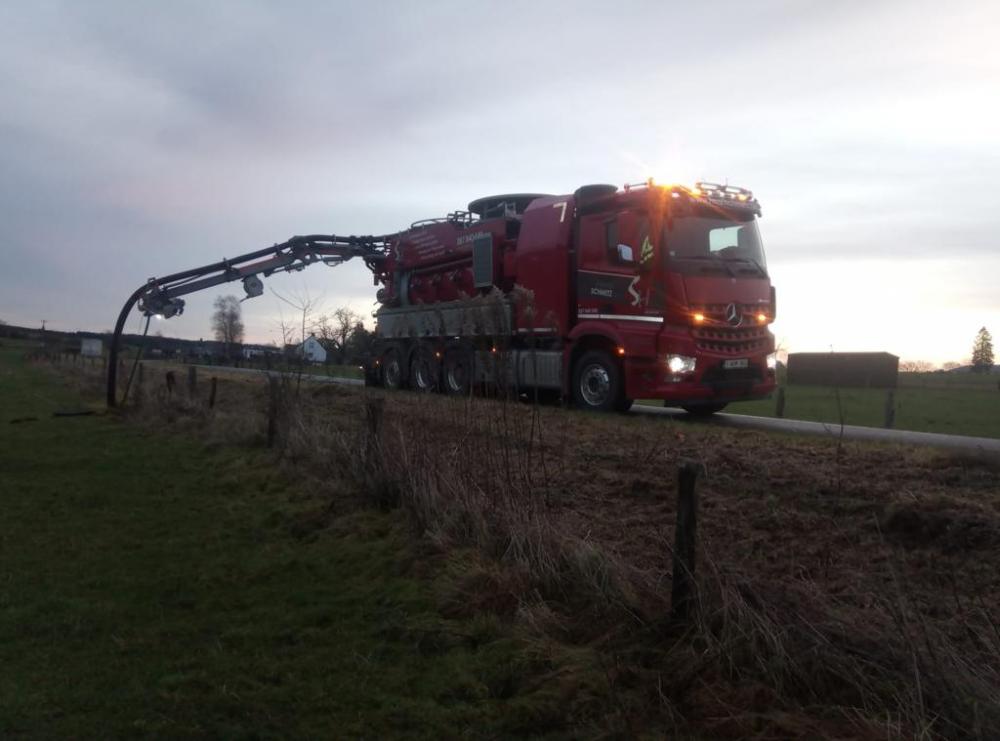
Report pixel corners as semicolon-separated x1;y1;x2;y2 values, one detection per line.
446;358;467;393
414;359;433;390
579;364;611;407
384;358;401;388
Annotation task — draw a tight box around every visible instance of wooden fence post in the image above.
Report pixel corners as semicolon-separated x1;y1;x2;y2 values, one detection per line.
135;363;144;406
118;359;126;388
267;376;280;448
365;397;385;463
774;386;786;418
165;370;176;397
208;377;218;409
883;389;896;429
187;365;197;397
671;461;702;622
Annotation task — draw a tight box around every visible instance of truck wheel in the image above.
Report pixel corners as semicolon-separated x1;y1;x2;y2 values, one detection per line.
572;350;623;412
409;348;438;392
381;349;404;390
681;402;727;416
443;350;472;396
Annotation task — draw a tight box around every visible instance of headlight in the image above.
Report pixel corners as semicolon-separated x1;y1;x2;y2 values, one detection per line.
766;352;777;370
666;354;697;374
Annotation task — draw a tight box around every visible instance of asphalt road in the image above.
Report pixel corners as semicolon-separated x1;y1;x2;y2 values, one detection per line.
631;404;1000;455
189;365;1000;455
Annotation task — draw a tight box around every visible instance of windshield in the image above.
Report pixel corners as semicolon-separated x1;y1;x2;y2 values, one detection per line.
662;213;767;276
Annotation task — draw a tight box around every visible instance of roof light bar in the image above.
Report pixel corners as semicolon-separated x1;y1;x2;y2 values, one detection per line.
630;180;760;211
696;181;755;202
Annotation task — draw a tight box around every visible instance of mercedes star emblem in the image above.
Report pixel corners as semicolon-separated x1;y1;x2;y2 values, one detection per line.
725;303;742;327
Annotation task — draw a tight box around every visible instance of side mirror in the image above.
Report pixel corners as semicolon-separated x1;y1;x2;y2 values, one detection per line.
616;244;634;263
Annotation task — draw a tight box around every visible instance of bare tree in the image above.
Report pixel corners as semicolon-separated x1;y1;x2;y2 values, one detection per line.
316;307;361;364
211;295;244;357
272;289;323;349
272;289;324;390
942;361;962;371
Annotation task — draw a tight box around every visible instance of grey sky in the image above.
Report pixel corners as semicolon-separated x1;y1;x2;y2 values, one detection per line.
1;0;997;363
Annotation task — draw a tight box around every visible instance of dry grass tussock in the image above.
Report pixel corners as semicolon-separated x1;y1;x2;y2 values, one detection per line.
681;553;1000;738
46;359;1000;739
281;386;643;619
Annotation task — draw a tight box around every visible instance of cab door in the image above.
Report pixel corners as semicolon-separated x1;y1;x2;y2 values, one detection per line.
576;210;653;318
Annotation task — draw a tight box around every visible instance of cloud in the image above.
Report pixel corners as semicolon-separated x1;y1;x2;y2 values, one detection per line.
0;0;997;362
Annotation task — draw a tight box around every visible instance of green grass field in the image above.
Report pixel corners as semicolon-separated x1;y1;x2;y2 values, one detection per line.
0;345;580;738
196;354;1000;439
722;377;1000;438
898;370;1000;391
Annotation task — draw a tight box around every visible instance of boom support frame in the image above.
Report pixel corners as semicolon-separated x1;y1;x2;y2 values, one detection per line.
107;233;389;407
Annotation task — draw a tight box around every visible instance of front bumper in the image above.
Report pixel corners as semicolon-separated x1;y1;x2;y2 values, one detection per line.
624;358;775;402
621;325;776;402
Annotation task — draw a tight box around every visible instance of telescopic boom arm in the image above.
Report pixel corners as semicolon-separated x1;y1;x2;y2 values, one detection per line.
107;233;390;407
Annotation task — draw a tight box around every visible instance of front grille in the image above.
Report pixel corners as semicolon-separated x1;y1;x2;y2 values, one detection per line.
696;303;766;321
692;325;770;355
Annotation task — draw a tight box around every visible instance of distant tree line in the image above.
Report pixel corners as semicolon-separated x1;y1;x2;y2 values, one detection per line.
208;292;375;366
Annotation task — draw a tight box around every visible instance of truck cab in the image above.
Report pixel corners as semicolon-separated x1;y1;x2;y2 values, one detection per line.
564;182;777;412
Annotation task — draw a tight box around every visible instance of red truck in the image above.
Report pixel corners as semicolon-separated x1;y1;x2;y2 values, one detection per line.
365;181;776;413
108;180;776;414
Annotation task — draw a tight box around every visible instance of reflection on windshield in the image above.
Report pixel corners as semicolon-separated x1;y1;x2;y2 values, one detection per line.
662;215;767;275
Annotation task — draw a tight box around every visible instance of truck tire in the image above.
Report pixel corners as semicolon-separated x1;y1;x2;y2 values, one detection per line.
442;349;472;396
681;402;727;416
380;348;404;390
409;348;439;392
572;350;624;412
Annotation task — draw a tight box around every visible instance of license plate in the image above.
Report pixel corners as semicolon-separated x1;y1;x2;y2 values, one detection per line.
723;358;749;369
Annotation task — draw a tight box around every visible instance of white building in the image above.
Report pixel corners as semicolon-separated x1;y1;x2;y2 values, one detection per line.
80;338;103;357
297;334;327;364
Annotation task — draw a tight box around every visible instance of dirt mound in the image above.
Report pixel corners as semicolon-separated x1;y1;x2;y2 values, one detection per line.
882;500;1000;552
